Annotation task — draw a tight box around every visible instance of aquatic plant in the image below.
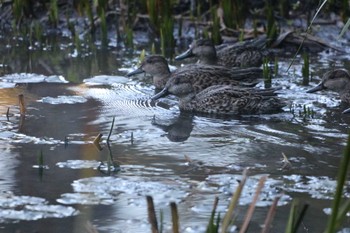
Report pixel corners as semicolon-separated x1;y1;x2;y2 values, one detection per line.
324;132;350;233
146;196;159;233
49;0;59;28
220;0;246;29
274;57;279;76
205;197;220;233
124;25;134;48
263;58;272;88
210;6;221;44
285;199;309;233
266;1;278;42
170;202;179;233
18;94;26;116
302;52;309;85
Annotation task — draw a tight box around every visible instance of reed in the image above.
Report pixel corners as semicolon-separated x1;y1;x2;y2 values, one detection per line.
170;202;179;233
12;0;25;27
18;94;26;116
221;169;248;233
121;24;132;47
206;197;220;233
266;1;278;42
96;0;108;47
160;16;175;57
211;6;221;45
147;0;159;32
302;52;309;86
274;57;279;76
49;0;59;28
146;196;159;233
324;132;350;233
221;0;245;29
285;199;309;233
263;58;272;88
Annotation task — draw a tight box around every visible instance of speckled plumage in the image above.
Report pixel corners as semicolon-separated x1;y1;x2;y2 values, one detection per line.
152;75;286;116
175;38;267;68
127;55;262;91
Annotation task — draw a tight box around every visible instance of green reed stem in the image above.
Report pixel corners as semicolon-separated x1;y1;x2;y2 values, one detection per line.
324;132;350;233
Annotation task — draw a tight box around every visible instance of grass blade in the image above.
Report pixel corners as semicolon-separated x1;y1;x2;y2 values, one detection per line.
324;132;350;233
221;168;248;233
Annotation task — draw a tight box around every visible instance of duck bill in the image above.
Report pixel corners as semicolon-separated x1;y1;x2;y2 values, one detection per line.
306;84;324;93
151;88;169;101
342;108;350;114
126;67;144;77
175;49;193;60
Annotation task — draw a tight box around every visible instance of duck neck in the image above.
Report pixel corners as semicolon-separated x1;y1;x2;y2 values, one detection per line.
200;55;218;65
178;93;196;108
153;68;171;89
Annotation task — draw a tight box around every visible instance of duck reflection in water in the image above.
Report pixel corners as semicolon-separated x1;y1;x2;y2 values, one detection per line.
152;112;194;142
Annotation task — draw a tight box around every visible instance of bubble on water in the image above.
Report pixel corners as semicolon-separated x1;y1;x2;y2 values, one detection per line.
0;73;68;88
56;160;100;169
204;174;291;207
282;175;350;199
0;191;78;223
38;95;87;104
57;176;189;206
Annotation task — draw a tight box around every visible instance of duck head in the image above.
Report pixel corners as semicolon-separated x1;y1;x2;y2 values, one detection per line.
307;69;350;94
127;55;170;77
127;55;171;89
175;39;217;65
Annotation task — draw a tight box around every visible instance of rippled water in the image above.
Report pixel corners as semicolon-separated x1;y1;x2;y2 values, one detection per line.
1;30;350;233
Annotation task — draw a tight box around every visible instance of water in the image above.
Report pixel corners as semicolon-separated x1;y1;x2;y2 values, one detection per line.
0;30;350;233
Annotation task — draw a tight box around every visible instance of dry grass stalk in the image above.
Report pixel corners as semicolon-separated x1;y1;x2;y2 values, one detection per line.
171;202;180;233
18;94;26;116
239;175;268;233
146;196;159;233
221;168;249;233
261;195;281;233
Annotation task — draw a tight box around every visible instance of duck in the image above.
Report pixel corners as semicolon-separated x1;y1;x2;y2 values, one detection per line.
175;38;267;68
127;55;262;91
151;74;286;116
307;69;350;114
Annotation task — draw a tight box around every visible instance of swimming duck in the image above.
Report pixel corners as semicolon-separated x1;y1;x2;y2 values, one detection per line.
307;69;350;113
151;75;285;115
175;38;267;68
127;55;262;91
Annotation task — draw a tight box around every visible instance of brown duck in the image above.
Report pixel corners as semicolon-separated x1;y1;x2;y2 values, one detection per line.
175;38;267;68
127;55;262;91
307;69;350;114
151;74;286;116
